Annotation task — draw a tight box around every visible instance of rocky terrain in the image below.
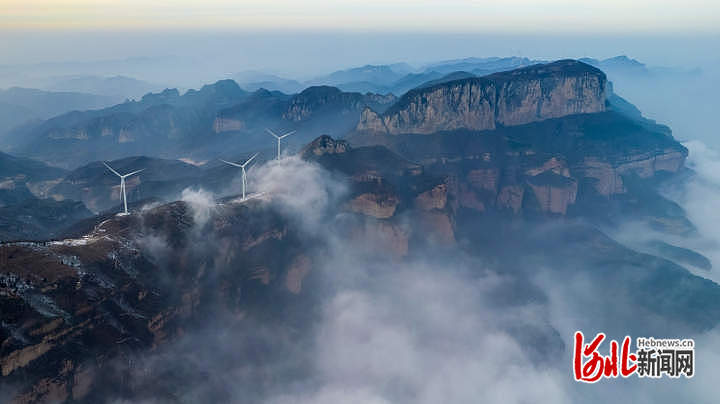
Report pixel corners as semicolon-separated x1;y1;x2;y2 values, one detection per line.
2;129;717;402
1;81;250;167
0;139;459;401
0;152;93;241
0;152;67;197
2;81;396;168
213;86;395;140
48;157;206;214
356;60;607;135
0;198;313;402
1;59;718;402
350;110;686;223
1;59;604;169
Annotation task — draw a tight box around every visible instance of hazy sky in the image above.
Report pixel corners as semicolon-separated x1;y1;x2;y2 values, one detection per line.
1;1;718;81
2;0;718;32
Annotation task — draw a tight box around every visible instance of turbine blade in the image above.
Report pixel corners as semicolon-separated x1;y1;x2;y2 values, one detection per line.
103;162;122;177
241;152;259;167
123;168;145;178
279;130;296;139
220;159;243;168
265;128;280;139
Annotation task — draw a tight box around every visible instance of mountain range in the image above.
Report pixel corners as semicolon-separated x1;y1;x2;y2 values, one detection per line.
0;81;397;168
44;75;160;100
0;88;120;138
234;57;540;95
0;57;646;169
0;57;716;402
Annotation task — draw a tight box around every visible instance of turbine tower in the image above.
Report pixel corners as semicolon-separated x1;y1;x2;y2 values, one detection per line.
103;162;144;215
266;128;295;159
221;153;258;200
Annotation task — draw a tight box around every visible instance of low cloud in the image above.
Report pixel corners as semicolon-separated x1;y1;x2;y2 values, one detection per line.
252;156;347;232
268;263;571;404
677;141;720;274
180;188;217;228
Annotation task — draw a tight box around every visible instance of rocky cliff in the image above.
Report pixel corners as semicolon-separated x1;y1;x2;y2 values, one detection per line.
357;60;606;135
350;107;687;219
0;127;706;401
301;135;452;253
0;199;313;402
282;86;395;122
1;59;711;403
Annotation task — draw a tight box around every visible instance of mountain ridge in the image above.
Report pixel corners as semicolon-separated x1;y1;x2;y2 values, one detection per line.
357;60;607;135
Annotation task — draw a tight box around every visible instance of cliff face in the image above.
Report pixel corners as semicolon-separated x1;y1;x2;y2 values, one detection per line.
0;119;699;401
443;156;580;215
360;78;497;134
351;106;688;220
216;86;396;131
306;111;687;251
282;86;396;122
347;191;399;219
283;86;365;122
493;60;606;126
302;135;455;252
357;60;606;135
575;149;686;196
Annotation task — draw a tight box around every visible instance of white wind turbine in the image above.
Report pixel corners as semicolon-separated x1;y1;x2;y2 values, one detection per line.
221;153;258;200
103;162;144;215
266;128;295;159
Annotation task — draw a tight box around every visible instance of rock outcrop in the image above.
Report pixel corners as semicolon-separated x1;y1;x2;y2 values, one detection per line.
575;149;686;196
357;60;606;135
351;103;688;219
281;86;396;123
300;135;350;159
415;183;448;211
526;172;578;214
0;200;309;402
347;191;399;219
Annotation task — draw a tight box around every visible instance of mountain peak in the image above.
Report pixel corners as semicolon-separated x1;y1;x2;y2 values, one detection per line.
357;59;607;135
298;85;344;97
187;79;246;99
140;88;180;104
483;59;604;81
578;55;647;73
301;135;351;159
604;55;645;66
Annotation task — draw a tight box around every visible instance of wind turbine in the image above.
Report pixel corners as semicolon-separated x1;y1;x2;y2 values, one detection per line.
266;128;295;159
221;153;258;200
103;162;144;215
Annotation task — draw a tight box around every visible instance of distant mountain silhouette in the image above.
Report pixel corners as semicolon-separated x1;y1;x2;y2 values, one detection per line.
0;87;118;136
45;75;160;99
